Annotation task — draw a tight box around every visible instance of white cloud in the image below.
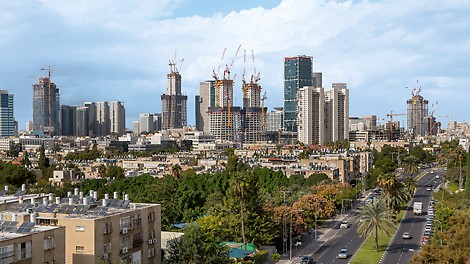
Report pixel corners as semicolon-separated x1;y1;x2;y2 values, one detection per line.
0;0;469;129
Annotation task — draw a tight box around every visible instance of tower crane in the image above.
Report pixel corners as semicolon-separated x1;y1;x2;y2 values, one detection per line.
386;111;406;142
251;49;260;83
261;92;267;128
169;49;184;73
213;48;227;107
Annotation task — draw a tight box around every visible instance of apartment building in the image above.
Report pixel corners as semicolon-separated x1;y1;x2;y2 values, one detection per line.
0;188;161;264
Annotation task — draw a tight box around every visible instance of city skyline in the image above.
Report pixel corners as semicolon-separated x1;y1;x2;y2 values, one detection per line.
0;0;469;130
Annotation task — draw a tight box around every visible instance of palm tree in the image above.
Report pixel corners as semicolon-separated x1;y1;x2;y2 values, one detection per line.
403;156;419;176
388;183;410;216
377;173;397;213
171;164;182;178
231;176;248;250
356;199;396;252
403;175;418;197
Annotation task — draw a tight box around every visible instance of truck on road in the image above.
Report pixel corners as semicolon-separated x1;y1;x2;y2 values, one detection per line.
413;202;423;215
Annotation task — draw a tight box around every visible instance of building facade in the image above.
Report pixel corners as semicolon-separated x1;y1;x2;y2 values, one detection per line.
283;56;313;132
60;105;77;136
407;95;428;138
266;107;284;132
32;77;60;135
297;86;325;145
195;80;215;133
324;83;349;143
0;90;14;137
109;101;126;135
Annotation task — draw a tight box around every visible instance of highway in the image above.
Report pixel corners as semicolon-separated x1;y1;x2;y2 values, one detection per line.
380;171;442;264
313;209;365;263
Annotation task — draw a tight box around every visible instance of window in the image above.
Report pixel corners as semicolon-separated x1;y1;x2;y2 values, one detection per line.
132;215;142;229
104;223;112;234
17;242;32;260
120;216;131;232
0;245;15;263
148;248;155;258
76;246;84;252
44;236;56;250
75;226;85;232
147;212;155;222
132;233;143;248
103;243;112;254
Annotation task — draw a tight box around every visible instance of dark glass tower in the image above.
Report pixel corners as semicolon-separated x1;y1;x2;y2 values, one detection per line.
283;56;313;132
0;90;14;137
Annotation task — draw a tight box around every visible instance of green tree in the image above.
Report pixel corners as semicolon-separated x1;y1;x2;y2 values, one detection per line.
105;165;125;180
377;173;398;213
230;175;249;250
403;175;418;198
22;151;31;167
356;199;395;252
403;156;419;176
38;145;50;169
171;164;182;178
165;224;231;264
466;151;470;199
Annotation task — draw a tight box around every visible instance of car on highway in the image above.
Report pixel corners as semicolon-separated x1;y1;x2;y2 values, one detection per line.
428;211;434;216
435;175;440;179
425;226;432;232
300;256;314;264
430;171;434;174
338;248;348;259
340;221;349;229
402;232;412;239
426;185;432;191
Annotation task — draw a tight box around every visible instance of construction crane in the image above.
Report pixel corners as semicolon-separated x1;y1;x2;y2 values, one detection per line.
261;91;267;128
40;66;59;135
251;49;260;83
386;111;406;142
169;49;184;73
213;48;226;107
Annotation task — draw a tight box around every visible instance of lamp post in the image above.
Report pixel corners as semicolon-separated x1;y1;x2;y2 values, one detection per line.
289;209;304;260
341;199;353;219
434;219;443;247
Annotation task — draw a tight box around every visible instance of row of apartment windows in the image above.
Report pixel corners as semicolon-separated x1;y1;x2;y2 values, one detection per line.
0;241;32;264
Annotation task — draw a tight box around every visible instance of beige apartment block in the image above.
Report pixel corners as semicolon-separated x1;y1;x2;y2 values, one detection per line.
0;189;161;264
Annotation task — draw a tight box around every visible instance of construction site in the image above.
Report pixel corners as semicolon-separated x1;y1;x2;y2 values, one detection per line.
206;46;267;145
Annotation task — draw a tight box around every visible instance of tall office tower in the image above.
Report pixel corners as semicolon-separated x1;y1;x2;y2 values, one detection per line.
407;94;428;138
60;105;77;136
266;107;284;132
283;55;314;132
297;87;325;145
313;72;323;87
195;80;215;132
139;113;159;133
109;101;126;135
161;65;187;130
0;90;14;137
154;113;162;132
32;77;60;135
84;102;97;136
242;80;266;144
76;106;90;136
324;83;349;143
96;102;110;136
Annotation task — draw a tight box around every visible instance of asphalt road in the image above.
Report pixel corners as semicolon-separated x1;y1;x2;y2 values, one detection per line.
313;209;366;264
380;171;443;264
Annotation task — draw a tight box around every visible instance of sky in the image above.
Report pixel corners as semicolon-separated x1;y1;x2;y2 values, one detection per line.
1;0;469;130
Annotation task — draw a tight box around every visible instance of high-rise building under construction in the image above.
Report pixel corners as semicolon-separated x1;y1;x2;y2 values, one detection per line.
32;77;60;135
161;63;187;130
242;80;266;144
407;94;428;137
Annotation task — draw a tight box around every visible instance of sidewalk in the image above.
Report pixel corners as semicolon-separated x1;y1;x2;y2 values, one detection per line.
278;195;368;264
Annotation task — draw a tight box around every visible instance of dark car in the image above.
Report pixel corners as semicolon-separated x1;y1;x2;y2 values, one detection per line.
301;256;315;264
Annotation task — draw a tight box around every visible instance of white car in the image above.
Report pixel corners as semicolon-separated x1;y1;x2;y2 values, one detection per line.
338;249;348;259
340;221;349;229
402;232;412;239
435;175;440;179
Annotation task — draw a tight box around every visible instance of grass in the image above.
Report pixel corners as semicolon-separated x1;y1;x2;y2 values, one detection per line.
449;182;459;193
350;210;405;264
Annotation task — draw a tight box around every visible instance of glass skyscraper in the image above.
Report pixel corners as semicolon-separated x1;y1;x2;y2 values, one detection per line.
0;90;14;137
283;56;313;132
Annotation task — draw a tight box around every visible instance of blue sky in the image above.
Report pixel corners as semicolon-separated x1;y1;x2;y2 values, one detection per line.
0;0;469;130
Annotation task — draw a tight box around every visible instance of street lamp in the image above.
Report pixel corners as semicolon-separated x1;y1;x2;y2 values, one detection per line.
341;199;353;219
289;209;304;260
434;219;443;247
